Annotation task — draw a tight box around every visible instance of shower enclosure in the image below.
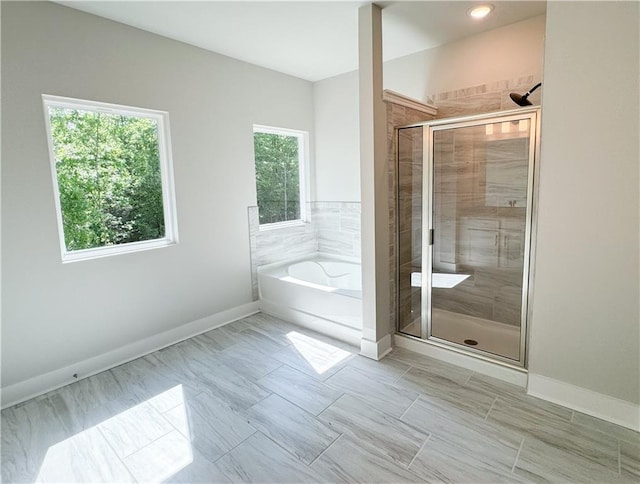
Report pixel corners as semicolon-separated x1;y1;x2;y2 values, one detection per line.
397;108;540;367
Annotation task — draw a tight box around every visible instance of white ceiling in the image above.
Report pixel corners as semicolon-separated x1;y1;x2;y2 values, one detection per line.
55;1;547;82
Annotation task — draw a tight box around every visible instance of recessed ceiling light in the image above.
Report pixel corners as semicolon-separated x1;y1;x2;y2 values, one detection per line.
467;4;494;19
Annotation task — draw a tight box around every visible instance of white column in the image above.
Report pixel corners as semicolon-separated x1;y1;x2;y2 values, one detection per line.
359;3;391;359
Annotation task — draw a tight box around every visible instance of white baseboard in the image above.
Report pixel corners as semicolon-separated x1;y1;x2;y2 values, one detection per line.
361;334;393;360
527;373;640;432
1;302;260;409
394;334;528;387
259;299;361;347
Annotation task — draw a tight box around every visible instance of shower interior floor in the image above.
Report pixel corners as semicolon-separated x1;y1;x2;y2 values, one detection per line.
400;308;520;360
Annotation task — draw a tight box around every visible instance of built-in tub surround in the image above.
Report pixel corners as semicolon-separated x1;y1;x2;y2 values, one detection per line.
258;253;362;345
313;202;361;259
248;202;360;300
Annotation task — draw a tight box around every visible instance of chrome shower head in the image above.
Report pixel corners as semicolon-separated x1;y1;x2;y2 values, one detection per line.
510;82;542;106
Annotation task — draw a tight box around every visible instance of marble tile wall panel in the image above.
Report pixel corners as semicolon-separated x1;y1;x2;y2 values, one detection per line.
248;202;361;301
431;76;539;119
314;202;361;258
433;92;503;119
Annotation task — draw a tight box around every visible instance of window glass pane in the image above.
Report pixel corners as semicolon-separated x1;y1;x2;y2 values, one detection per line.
253;131;301;225
48;106;166;251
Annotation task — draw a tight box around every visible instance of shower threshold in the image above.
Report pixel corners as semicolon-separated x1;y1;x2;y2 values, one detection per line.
401;308;520;361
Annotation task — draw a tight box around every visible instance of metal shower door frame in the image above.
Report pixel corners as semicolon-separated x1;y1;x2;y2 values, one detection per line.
416;107;541;369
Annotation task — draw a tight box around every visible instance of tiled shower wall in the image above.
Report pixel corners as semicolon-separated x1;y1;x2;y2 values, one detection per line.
248;202;361;300
428;75;541;119
389;75;540;334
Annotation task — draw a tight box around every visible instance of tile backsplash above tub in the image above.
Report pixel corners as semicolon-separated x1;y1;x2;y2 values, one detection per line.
248;202;361;300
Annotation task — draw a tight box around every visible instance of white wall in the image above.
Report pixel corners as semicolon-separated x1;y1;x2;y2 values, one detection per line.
313;70;360;202
1;2;313;392
384;15;546;100
313;15;546;202
529;1;639;405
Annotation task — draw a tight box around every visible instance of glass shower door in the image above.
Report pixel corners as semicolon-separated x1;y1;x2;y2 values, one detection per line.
425;113;536;364
397;126;424;338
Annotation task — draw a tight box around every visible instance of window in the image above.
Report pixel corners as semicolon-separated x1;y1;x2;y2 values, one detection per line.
253;125;307;227
43;95;178;262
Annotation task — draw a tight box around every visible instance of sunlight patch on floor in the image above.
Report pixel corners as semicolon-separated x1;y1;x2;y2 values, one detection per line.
286;331;352;374
36;385;192;483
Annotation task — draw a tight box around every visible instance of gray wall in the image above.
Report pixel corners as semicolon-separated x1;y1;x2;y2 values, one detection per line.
383;15;546;102
313;70;361;202
1;2;313;388
529;1;639;403
313;15;546;203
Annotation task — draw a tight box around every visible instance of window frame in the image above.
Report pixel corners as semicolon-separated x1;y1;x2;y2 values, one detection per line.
252;124;309;230
42;94;179;263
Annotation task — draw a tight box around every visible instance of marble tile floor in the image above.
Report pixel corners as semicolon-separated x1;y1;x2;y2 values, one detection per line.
2;312;639;483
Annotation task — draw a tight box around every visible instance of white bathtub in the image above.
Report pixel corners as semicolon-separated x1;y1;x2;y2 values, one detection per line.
257;254;362;345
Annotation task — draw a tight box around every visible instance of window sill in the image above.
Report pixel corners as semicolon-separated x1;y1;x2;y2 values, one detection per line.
258;220;307;232
61;238;177;263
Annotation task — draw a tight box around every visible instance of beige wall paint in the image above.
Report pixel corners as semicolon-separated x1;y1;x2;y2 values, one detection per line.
1;2;313;388
530;1;640;404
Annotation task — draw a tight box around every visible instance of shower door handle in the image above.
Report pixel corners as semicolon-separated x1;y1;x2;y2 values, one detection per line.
429;229;434;246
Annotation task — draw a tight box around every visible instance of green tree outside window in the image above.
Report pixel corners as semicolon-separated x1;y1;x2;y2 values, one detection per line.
253;131;302;225
48;107;165;251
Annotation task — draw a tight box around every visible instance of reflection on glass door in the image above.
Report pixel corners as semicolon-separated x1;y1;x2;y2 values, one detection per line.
426;114;536;363
397;126;424;338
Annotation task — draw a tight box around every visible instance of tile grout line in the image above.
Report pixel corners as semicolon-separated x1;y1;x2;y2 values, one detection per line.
399;394;422;420
211;428;258;464
95;424;138;480
251;390;275;408
407;434;431;470
114;411;176;460
256;362;285;382
255;386;340;422
307;433;344;467
392;365;412;384
315;392;347;417
484;397;498;422
463;372;474;386
618;439;621;475
511;437;525;473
